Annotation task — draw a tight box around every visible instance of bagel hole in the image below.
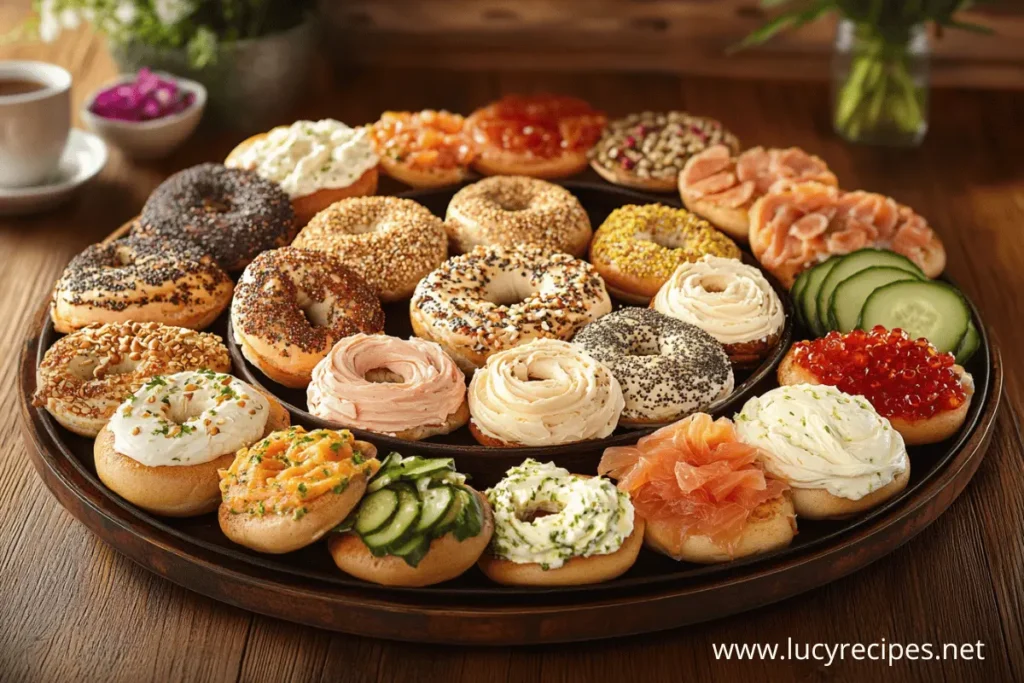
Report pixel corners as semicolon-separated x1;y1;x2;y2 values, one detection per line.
348;220;382;235
486;273;534;307
364;368;405;384
517;502;563;523
637;230;687;250
201;197;232;214
295;293;331;328
495;196;529;212
629;338;662;357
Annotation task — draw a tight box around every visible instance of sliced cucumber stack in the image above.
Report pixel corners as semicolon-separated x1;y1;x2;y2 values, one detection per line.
828;266;922;333
858;281;971;354
337;455;484;568
954;321;980;365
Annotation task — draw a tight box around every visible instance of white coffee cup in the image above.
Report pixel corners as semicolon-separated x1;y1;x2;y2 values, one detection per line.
0;61;72;188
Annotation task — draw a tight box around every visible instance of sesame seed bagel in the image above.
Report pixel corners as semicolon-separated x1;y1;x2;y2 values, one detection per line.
643;493;796;564
445;176;592;256
231;247;385;389
572;308;734;428
93;383;290;517
589;204;741;305
51;234;233;334
293;196;448;302
135;163;297;272
479;516;644;587
32;322;231;437
226;132;380;227
328;487;494;587
410;243;612;372
218;428;379;554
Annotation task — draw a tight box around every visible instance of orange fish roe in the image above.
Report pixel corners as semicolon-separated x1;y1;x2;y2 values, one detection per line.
467;94;606;159
369;110;475;170
791;326;967;421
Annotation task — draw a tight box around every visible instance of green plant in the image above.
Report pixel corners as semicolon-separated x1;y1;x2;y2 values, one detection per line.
24;0;313;68
736;1;993;143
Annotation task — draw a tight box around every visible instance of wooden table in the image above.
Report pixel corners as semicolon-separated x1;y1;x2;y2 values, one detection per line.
2;19;1023;683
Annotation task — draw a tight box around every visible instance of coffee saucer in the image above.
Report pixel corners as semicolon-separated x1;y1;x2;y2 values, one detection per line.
0;128;108;217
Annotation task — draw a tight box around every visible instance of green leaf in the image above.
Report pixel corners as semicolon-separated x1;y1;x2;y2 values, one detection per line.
732;0;836;52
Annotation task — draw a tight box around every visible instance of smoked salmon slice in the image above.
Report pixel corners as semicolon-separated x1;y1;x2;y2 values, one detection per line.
680;145;837;210
598;413;789;555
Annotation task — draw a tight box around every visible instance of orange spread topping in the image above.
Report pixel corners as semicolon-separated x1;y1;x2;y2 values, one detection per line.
467;95;606;158
218;426;379;518
369;110;475;170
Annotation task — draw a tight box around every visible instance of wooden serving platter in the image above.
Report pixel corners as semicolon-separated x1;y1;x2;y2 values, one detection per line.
19;183;1002;645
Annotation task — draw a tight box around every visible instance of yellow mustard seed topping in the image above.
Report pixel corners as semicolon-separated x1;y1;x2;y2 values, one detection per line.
590;204;740;279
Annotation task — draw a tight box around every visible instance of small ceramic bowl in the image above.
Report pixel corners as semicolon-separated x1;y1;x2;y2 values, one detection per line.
80;72;206;160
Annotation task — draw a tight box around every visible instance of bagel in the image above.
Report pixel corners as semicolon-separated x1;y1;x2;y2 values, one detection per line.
369;110;475;189
479;517;643;586
445;175;592;256
307;333;469;441
591;111;739;194
51;234;233;333
749;181;946;288
230;247;385;388
734;384;911;520
94;380;289;517
134;163;296;272
218;427;379;554
644;494;797;564
465;94;605;180
410;243;611;371
328;488;494;587
293;196;448;302
225;120;380;227
777;328;973;446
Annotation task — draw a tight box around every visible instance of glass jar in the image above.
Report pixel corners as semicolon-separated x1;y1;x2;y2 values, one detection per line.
832;19;929;147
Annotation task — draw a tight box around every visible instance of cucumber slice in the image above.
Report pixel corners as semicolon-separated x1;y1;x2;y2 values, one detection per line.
453;488;483;542
353;488;399;535
401;458;455;479
361;484;421;550
828;267;922;333
431;487;468;538
816;249;924;335
389;534;430;568
800;258;841;336
791;268;811;327
858;281;970;353
415;486;454;533
954;320;980;365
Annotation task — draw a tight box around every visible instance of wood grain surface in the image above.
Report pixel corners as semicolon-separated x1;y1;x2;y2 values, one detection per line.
1;7;1023;683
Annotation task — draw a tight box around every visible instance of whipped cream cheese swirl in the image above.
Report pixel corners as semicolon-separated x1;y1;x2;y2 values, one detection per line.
486;459;634;569
307;333;466;435
227;119;378;198
652;255;784;345
108;370;269;467
468;338;624;446
734;384;908;500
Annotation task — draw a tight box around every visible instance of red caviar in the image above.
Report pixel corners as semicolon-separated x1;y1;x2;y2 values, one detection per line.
791;326;966;421
467;94;606;158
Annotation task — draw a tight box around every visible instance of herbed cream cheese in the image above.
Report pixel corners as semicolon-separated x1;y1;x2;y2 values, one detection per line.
108;370;269;467
227;119;378;198
734;384;908;501
485;459;634;569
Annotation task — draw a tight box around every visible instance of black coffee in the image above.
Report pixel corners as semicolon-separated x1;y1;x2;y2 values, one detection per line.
0;79;47;96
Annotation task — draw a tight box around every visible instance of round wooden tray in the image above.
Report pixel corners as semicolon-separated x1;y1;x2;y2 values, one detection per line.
20;184;1002;645
226;182;794;483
